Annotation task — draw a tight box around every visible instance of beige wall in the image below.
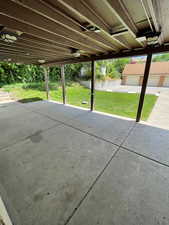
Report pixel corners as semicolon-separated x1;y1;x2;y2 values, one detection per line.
122;74;169;87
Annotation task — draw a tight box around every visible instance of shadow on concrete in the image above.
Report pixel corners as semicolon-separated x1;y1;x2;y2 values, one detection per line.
17;97;43;103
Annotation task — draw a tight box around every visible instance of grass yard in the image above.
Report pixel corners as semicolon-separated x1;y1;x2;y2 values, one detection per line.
2;82;157;120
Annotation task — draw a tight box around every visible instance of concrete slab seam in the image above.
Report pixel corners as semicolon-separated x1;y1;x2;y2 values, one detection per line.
27;107;137;149
64;120;137;225
121;146;169;169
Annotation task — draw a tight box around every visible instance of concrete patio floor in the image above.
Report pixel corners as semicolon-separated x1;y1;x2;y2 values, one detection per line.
0;101;169;225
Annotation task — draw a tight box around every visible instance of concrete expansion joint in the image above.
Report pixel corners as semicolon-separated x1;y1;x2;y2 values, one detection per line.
64;121;137;225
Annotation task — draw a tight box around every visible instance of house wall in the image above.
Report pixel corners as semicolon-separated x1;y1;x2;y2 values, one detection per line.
122;74;169;87
147;76;159;87
158;75;165;87
163;76;169;87
122;75;140;86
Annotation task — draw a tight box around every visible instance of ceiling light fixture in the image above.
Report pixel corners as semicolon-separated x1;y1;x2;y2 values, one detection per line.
70;48;81;57
135;36;146;42
38;59;46;63
146;36;159;45
0;31;18;43
73;52;81;57
136;30;161;45
3;58;12;62
82;23;101;33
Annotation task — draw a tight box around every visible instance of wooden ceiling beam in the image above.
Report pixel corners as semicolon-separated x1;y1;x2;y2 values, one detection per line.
43;45;169;66
0;44;69;58
105;0;138;36
146;0;160;32
20;34;72;54
0;18;98;56
0;52;68;64
146;0;162;44
140;0;153;32
0;52;67;61
111;29;128;37
0;50;62;62
0;0;111;53
11;0;117;51
0;55;58;65
0;45;71;60
0;52;52;61
0;57;37;64
0;53;50;61
18;37;71;54
105;0;145;47
19;35;90;57
57;0;131;49
0;40;71;56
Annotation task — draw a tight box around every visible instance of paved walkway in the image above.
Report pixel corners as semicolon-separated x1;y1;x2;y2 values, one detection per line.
104;85;169;94
148;89;169;129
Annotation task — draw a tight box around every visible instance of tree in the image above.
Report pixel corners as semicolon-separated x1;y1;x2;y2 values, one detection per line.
152;53;169;62
0;58;131;85
113;58;131;73
0;62;84;85
65;63;83;80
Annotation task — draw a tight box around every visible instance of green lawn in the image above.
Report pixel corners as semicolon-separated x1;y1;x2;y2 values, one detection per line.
2;82;157;120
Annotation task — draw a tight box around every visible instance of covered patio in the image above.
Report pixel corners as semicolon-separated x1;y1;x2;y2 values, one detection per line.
1;0;169;224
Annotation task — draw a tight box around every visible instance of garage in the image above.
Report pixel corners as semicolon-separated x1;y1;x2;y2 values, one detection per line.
147;76;159;87
163;76;169;87
126;76;139;86
122;62;169;87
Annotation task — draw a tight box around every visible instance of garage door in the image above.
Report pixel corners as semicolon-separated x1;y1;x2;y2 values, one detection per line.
163;77;169;87
126;76;139;86
147;76;159;87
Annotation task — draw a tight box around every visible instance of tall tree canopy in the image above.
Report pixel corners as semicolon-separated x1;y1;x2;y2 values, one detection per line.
152;53;169;62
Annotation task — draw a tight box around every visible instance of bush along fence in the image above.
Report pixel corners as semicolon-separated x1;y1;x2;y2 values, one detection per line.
0;58;131;86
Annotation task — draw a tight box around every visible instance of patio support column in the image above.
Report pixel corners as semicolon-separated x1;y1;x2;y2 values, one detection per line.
44;66;50;100
136;52;152;122
90;60;95;111
61;65;66;104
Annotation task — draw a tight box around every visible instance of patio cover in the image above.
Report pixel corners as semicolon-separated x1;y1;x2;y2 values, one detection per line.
0;0;169;66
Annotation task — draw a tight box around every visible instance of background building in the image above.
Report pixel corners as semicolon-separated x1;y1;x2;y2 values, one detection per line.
122;62;169;87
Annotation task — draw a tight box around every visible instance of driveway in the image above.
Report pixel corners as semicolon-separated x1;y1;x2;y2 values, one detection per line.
102;85;168;95
148;89;169;129
80;80;168;94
